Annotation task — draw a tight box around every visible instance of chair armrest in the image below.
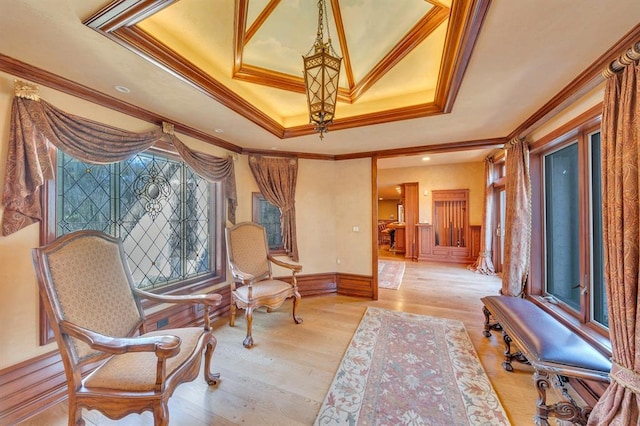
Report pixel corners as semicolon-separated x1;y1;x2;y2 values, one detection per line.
229;264;256;285
133;288;222;306
59;320;181;359
268;255;302;273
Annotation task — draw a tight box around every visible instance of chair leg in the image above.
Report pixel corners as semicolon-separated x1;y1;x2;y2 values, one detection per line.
203;339;221;385
243;307;254;348
68;398;84;426
153;401;169;426
229;296;236;327
292;292;303;324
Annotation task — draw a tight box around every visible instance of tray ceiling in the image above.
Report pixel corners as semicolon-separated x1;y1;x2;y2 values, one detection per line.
85;0;475;138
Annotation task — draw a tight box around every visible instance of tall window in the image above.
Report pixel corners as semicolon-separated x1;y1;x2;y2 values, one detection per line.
545;143;580;311
590;131;607;326
56;150;218;291
541;128;607;328
252;193;284;252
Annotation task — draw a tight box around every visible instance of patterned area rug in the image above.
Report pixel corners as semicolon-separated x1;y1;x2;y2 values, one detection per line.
314;307;509;426
378;260;405;290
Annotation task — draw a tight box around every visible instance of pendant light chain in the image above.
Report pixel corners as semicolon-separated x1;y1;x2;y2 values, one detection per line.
302;0;342;139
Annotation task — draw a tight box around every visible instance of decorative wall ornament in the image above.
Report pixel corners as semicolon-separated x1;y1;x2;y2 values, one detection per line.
14;80;40;100
134;165;171;219
162;121;175;135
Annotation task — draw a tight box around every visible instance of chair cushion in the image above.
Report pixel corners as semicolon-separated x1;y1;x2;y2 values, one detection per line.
84;327;205;392
234;279;293;302
47;236;142;360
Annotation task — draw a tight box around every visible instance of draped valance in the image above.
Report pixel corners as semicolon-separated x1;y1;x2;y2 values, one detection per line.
1;81;237;236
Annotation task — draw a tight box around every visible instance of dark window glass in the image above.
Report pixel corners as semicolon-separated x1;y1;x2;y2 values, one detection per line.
545;143;580;311
590;131;607;326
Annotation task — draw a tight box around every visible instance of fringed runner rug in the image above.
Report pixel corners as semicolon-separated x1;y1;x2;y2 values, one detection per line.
314;307;509;425
378;260;405;290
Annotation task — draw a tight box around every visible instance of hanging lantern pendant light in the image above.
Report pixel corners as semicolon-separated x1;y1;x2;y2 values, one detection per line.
303;0;342;140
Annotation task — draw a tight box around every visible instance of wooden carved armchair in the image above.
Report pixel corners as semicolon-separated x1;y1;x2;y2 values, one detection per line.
225;222;302;348
31;230;222;426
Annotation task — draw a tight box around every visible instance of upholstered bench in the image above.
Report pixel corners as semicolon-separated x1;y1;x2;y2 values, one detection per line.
481;295;611;426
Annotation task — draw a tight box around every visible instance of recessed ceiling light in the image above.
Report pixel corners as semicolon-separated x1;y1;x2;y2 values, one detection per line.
114;85;130;93
422;156;431;161
271;147;278;150
214;128;224;133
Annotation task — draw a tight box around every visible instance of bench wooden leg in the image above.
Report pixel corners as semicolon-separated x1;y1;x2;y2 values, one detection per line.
482;305;502;337
500;331;528;372
501;331;515;371
534;370;590;426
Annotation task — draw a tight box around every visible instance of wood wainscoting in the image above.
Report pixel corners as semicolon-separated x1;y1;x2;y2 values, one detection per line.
0;272;372;424
416;223;481;263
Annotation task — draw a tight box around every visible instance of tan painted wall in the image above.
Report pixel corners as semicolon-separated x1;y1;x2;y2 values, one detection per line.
0;71;373;369
529;83;604;142
0;71;237;368
0;64;606;370
378;200;399;220
378;162;485;225
334;158;372;275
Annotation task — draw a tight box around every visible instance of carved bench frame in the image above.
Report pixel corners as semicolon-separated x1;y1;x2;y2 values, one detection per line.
481;298;610;426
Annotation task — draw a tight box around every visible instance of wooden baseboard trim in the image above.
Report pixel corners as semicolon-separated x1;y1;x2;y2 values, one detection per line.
293;272;339;296
0;351;67;425
337;273;374;298
0;272;373;423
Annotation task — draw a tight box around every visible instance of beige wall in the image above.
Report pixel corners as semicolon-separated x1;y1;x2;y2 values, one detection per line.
529;82;605;142
334;158;372;275
0;63;606;370
378;162;485;225
0;71;374;369
378;200;399;220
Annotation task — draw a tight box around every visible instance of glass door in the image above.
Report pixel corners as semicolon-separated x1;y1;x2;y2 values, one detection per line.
494;188;506;273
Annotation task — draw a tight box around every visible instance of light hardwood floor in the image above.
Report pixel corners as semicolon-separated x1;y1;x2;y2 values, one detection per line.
19;260;542;425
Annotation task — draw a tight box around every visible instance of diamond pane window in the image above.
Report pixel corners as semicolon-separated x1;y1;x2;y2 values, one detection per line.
57;151;214;290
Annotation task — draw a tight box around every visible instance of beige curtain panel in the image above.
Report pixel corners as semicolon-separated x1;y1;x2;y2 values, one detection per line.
588;47;639;426
1;83;237;236
248;155;299;262
468;157;496;275
500;138;531;297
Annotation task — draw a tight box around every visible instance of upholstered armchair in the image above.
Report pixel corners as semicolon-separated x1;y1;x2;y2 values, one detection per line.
225;222;302;348
32;230;222;426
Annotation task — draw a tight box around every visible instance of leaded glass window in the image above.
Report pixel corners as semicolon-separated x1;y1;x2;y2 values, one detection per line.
56;150;214;290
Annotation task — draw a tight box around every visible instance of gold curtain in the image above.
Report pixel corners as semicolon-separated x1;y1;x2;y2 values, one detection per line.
468;157;496;275
500;138;531;296
587;46;640;426
248;155;299;261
